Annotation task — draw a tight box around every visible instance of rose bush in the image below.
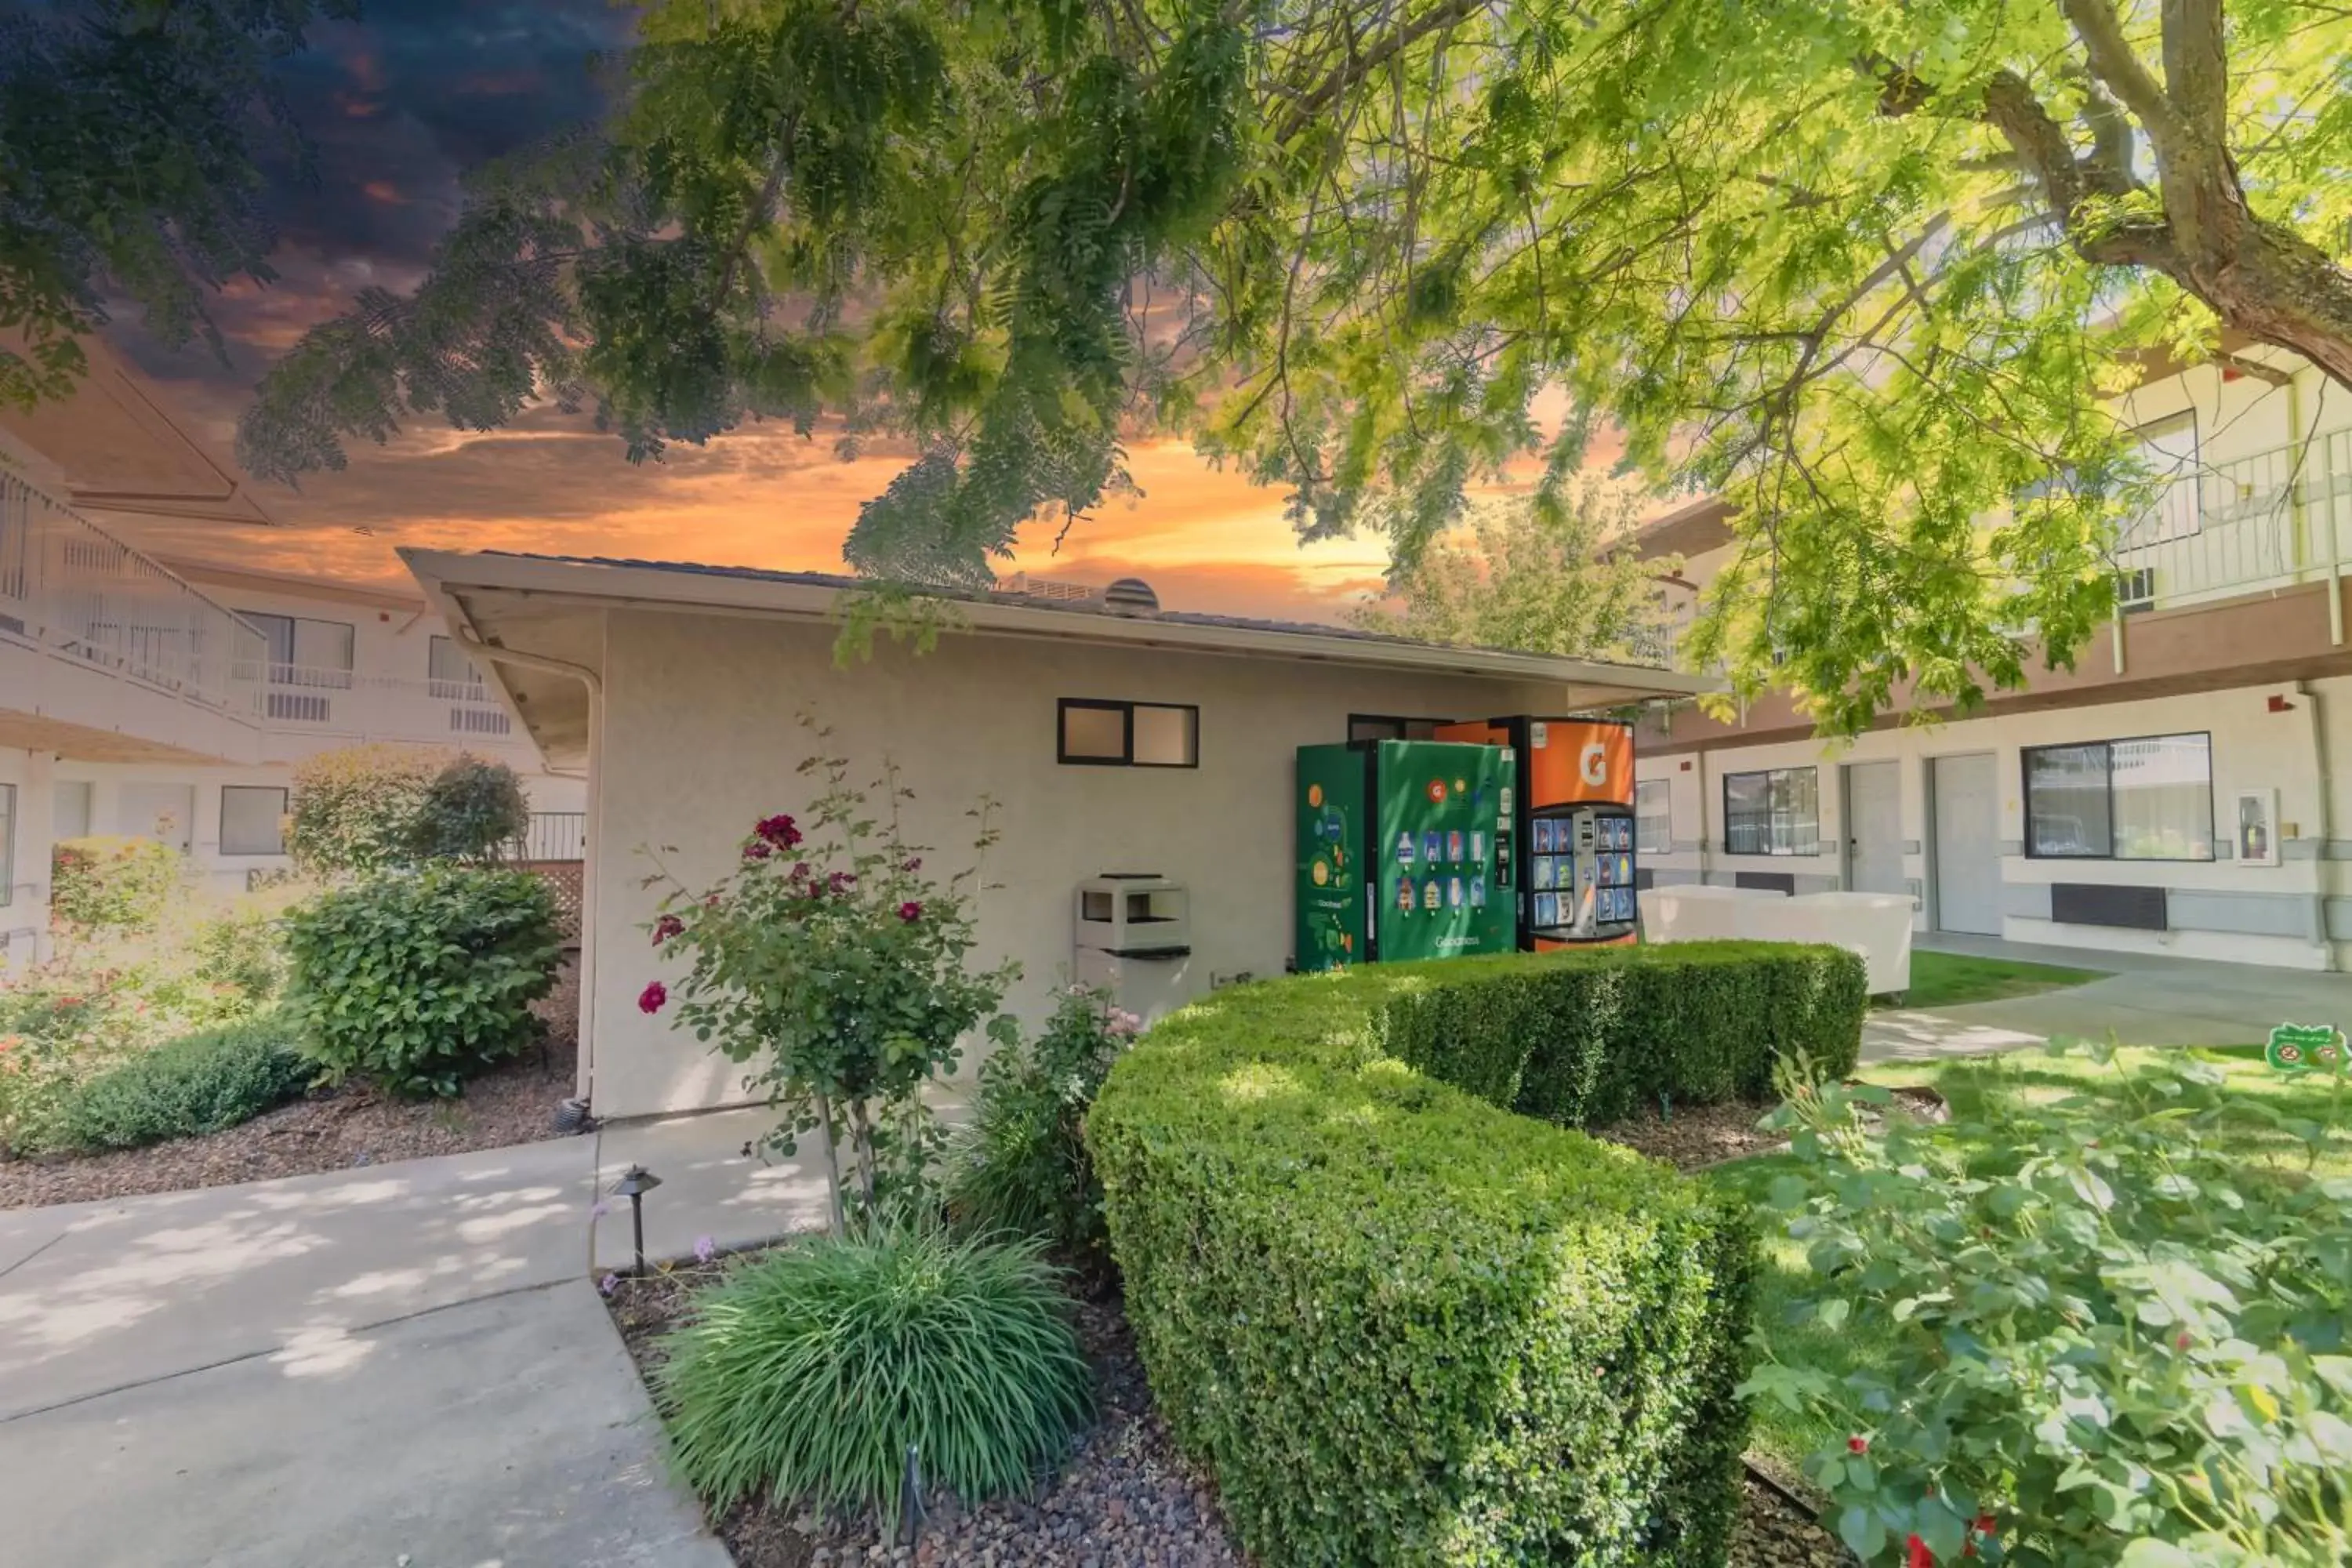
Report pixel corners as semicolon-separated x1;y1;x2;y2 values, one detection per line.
641;717;1015;1234
1740;1042;2352;1568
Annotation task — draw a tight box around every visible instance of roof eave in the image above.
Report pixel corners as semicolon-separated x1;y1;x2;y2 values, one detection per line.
398;548;1724;702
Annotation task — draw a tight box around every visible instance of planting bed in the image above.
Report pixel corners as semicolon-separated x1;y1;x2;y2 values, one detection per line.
0;960;581;1208
604;1084;1855;1568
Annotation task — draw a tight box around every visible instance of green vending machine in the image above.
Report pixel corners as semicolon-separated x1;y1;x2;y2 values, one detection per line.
1295;740;1517;971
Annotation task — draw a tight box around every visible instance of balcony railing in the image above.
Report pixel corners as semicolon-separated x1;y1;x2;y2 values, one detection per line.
511;811;586;862
0;468;268;717
232;662;521;742
2111;429;2352;612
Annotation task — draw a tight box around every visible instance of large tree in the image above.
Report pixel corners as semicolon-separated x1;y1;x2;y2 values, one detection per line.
1348;482;1668;662
27;0;2349;733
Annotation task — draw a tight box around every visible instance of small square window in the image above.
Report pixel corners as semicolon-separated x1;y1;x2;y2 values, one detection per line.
1058;699;1198;768
220;786;289;856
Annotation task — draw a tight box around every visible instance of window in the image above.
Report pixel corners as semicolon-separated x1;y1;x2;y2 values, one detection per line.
1635;779;1672;855
0;783;13;907
242;612;355;688
1058;699;1199;768
219;786;289;857
1722;766;1820;855
2024;732;2212;861
1347;714;1455;742
427;635;488;699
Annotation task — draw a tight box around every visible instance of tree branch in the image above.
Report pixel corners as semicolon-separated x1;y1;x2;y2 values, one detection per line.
2057;0;2184;151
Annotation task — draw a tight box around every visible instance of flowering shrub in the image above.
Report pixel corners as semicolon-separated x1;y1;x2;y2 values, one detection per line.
50;835;186;934
1740;1043;2352;1567
641;720;1016;1235
949;982;1140;1269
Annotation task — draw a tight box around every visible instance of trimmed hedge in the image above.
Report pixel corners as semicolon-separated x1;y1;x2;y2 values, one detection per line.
1088;941;1866;1568
45;1017;310;1152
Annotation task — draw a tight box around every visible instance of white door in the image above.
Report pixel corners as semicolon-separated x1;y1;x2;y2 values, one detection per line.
117;783;195;852
1931;754;2002;935
1844;761;1905;897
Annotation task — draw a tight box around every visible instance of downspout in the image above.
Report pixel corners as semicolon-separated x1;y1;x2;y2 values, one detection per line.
454;631;608;1097
2297;681;2341;971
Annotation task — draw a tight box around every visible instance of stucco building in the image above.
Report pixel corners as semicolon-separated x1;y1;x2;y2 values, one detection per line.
401;550;1713;1117
1628;340;2352;974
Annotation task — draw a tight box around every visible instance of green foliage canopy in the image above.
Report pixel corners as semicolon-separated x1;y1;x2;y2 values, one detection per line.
21;0;2343;733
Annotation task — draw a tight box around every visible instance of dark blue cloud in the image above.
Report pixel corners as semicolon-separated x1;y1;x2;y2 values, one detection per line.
112;0;630;383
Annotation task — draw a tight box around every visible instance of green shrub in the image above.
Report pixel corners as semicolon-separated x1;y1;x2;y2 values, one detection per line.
285;743;448;875
49;835;186;933
42;1016;310;1152
405;755;531;864
655;1228;1091;1529
1087;942;1862;1568
948;983;1138;1268
284;866;563;1097
1384;939;1868;1124
1740;1044;2352;1567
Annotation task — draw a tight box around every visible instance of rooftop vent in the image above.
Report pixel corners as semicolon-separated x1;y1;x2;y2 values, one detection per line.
996;570;1098;603
1102;577;1160;617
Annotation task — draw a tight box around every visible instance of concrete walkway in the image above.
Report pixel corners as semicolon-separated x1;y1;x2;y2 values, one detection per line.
1864;934;2350;1062
0;1107;842;1567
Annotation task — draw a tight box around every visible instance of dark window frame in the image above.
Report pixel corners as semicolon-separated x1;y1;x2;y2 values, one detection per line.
1345;713;1457;743
2021;729;2215;863
1721;765;1821;857
218;784;291;857
1056;699;1200;769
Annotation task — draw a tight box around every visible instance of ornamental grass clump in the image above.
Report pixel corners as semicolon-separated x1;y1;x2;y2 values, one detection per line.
655;1227;1091;1529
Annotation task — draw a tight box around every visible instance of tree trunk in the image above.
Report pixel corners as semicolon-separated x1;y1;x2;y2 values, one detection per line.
812;1090;847;1240
848;1099;879;1224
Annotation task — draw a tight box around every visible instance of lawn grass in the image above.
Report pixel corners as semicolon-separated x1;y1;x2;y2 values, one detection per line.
1711;1043;2352;1472
1884;948;2108;1010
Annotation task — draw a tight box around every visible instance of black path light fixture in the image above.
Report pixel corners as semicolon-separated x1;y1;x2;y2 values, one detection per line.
611;1163;662;1276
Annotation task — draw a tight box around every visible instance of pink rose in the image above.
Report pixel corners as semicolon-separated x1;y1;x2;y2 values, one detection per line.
638;981;668;1014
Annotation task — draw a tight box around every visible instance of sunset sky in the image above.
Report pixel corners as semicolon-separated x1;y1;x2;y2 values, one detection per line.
65;0;1436;625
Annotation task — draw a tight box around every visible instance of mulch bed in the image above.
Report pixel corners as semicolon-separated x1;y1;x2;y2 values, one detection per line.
0;957;583;1210
1589;1095;1790;1169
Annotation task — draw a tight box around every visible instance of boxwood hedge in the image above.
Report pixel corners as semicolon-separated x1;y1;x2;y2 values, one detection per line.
1088;941;1866;1567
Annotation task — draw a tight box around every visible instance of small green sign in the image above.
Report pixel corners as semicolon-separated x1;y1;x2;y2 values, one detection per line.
2265;1022;2347;1075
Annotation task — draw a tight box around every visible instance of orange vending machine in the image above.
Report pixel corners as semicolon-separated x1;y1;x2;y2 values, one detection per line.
1435;717;1638;949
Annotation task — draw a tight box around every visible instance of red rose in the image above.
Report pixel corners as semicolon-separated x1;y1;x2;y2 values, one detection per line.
1907;1534;1934;1568
753;813;801;848
897;901;923;922
638;982;668;1014
1847;1435;1869;1454
652;915;684;944
2176;1332;2192;1351
901;856;921;872
1973;1514;1997;1536
742;840;772;860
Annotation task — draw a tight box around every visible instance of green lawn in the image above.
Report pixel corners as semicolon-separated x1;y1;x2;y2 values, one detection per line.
1883;948;2108;1010
1710;1044;2351;1472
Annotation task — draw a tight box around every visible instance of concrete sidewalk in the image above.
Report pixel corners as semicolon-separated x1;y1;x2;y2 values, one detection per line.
0;1106;840;1568
1864;935;2349;1062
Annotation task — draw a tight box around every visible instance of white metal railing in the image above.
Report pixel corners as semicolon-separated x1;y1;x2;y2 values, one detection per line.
2111;429;2352;612
511;811;586;862
228;661;519;741
0;468;269;716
